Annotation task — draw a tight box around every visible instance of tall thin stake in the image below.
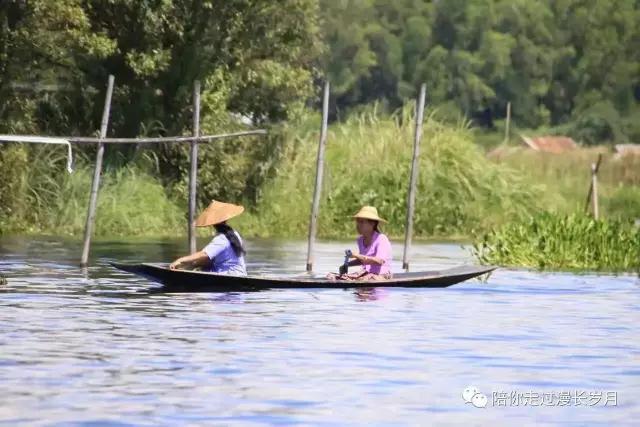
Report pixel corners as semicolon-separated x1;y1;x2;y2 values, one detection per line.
402;84;426;271
584;154;603;215
306;80;330;272
504;102;511;143
591;163;599;220
188;81;201;253
80;75;115;266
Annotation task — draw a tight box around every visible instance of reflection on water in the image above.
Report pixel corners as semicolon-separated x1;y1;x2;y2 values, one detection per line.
1;236;639;425
353;287;387;302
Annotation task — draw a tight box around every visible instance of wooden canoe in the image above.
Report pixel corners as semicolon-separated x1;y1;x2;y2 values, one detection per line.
111;262;496;292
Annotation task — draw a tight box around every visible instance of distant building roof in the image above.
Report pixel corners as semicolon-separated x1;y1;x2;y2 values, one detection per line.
521;135;577;153
614;144;640;158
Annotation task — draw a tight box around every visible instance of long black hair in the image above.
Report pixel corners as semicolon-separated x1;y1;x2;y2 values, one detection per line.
214;222;246;256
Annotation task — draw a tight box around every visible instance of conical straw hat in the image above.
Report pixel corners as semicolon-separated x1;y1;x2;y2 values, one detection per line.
352;206;387;223
195;200;244;227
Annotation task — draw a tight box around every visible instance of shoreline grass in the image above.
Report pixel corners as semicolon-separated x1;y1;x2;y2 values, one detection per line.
236;108;540;239
2;109;639;276
473;213;640;273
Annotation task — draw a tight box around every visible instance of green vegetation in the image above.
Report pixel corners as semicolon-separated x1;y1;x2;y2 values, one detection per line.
2;110;639;244
322;0;640;144
472;148;640;272
2;0;639;141
1;0;320;210
473;213;640;272
488;147;640;220
0;0;320;136
0;145;183;236
236;108;539;239
1;1;640;272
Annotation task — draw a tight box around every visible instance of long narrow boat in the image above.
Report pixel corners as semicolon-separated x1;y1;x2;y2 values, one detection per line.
112;263;495;292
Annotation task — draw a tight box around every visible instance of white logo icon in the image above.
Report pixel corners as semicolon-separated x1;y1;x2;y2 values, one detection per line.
463;385;488;408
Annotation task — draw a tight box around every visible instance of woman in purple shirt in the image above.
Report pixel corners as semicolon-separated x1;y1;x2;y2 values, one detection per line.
328;206;393;281
169;200;247;276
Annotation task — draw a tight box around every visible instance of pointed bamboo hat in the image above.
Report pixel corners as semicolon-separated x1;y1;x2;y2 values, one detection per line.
195;200;244;227
352;206;387;223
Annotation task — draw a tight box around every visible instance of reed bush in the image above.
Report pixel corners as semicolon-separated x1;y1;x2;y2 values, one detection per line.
237;107;540;238
0;143;183;236
3;107;638;243
490;147;640;219
0;145;29;232
45;166;185;236
473;213;640;272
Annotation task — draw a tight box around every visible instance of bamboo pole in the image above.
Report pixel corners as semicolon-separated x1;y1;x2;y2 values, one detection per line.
80;75;115;266
306;80;330;272
0;130;266;145
584;154;603;215
591;162;599;220
402;83;427;271
69;130;265;144
504;102;511;143
188;81;200;253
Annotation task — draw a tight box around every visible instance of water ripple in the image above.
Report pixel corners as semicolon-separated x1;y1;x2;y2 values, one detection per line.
1;237;639;425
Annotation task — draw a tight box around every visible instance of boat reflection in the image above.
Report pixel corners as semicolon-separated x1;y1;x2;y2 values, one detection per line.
353;287;386;302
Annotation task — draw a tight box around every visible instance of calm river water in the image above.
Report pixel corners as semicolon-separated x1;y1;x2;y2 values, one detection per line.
0;236;638;426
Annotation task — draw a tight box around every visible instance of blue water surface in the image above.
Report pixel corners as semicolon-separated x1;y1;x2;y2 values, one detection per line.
0;236;638;426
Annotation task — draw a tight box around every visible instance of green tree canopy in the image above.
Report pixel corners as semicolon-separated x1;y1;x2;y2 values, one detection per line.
1;0;639;140
1;0;322;137
321;0;640;135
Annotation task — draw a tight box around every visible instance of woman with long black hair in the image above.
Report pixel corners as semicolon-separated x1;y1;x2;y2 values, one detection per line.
169;200;247;276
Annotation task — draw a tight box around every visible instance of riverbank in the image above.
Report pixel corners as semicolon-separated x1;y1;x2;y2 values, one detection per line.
2;110;638;249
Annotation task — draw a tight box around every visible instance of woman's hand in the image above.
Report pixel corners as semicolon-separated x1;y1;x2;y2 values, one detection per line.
169;251;209;270
352;253;367;262
169;258;184;270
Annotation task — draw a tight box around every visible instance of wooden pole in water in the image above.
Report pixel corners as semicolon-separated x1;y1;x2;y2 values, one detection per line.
80;75;115;266
188;81;201;253
584;154;603;215
591;162;599;220
402;83;427;272
306;80;330;272
504;102;511;143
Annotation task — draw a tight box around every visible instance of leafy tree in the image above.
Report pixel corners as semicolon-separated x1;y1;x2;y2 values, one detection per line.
1;0;323;207
321;0;640;138
84;0;322;137
0;0;114;134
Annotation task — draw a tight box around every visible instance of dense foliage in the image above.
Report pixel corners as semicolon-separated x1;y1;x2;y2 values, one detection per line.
1;0;639;249
2;0;639;140
0;0;322;209
473;213;640;272
322;0;640;143
0;0;321;136
236;108;540;238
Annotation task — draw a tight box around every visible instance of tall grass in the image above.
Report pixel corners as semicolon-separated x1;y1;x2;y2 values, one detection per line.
46;167;185;236
473;213;640;272
237;107;540;239
0;145;29;229
489;147;640;219
0;144;184;236
3;107;638;243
